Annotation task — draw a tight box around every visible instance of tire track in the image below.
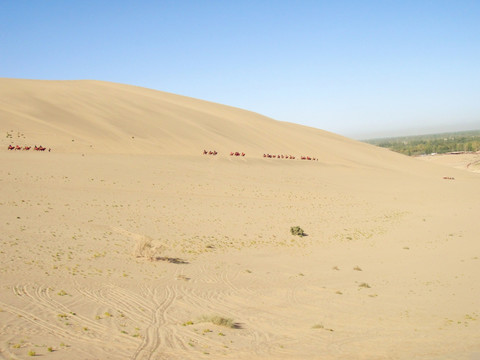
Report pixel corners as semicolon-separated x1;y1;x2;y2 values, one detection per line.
174;278;275;356
11;284;137;345
102;286;154;322
29;284;116;338
0;299;122;359
131;285;176;360
77;286;152;324
0;299;102;345
220;269;240;293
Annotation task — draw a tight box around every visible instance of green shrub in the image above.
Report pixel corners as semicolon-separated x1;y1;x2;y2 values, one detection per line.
290;226;305;237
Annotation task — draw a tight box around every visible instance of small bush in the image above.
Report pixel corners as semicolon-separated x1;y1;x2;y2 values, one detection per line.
134;237;165;261
211;316;235;328
198;315;236;328
290;226;305;237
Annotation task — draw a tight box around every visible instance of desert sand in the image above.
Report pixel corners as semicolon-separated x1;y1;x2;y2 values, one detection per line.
1;79;479;360
417;152;480;174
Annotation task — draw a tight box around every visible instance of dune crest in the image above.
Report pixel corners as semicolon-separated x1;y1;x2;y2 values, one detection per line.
1;78;408;167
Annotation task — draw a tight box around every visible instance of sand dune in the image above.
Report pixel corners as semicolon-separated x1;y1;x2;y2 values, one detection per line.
1;78;416;168
1;79;479;359
417;152;480;173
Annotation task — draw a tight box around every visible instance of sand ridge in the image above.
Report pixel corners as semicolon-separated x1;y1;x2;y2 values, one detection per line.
1;79;479;359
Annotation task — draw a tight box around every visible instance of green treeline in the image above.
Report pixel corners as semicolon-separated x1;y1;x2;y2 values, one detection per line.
364;130;480;156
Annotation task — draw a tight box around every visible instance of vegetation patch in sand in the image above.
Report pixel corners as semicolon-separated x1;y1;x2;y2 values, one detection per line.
290;226;306;237
196;315;237;328
133;237;165;261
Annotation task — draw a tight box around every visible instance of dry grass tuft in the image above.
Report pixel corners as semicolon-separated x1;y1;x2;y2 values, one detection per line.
198;315;236;328
134;237;165;261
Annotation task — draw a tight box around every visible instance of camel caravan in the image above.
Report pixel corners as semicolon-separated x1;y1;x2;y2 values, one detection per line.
202;150;246;157
264;154;295;159
202;150;319;161
300;156;318;161
264;154;317;160
7;145;49;151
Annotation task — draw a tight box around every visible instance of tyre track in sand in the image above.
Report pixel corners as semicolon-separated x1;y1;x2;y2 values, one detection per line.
76;285;152;324
13;284;133;343
131;285;180;360
175;265;276;357
0;299;103;346
0;297;130;359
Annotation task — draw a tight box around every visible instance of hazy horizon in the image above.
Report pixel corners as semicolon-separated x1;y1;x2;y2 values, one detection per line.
356;123;480;141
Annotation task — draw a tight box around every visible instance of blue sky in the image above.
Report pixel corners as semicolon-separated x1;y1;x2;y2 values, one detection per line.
1;1;479;139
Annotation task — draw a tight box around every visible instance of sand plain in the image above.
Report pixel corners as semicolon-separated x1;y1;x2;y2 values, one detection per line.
1;79;479;359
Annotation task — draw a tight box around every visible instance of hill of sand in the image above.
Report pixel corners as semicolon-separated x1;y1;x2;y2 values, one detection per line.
417;152;480;174
1;79;479;360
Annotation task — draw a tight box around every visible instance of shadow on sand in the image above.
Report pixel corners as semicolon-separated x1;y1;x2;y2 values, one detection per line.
155;256;189;264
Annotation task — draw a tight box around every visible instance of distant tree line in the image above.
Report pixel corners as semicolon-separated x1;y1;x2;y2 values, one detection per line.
364;130;480;156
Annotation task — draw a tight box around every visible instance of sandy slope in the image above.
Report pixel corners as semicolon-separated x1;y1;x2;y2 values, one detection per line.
416;152;480;173
1;79;479;359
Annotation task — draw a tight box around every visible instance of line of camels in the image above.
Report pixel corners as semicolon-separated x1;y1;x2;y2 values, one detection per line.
203;150;318;160
7;145;49;151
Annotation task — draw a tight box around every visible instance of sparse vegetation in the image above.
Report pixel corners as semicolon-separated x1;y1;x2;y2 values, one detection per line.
134;237;164;261
290;226;305;237
198;315;236;328
364;130;480;156
312;324;334;331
